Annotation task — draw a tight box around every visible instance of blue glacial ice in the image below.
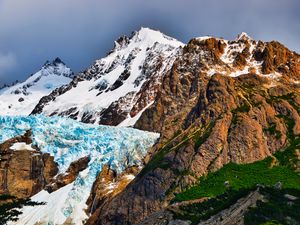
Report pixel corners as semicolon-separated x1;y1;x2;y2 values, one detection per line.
0;115;159;225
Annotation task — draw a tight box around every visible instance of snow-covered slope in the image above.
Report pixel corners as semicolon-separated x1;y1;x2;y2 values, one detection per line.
0;58;73;115
31;28;184;126
0;115;159;225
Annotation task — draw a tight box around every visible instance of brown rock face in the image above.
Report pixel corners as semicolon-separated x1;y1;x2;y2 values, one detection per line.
261;41;300;78
45;156;90;193
0;131;58;199
86;165;116;213
85;165;140;225
90;35;300;225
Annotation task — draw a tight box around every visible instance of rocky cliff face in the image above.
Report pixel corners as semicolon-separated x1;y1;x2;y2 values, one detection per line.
45;156;90;193
0;130;58;199
85;165;140;225
89;34;300;224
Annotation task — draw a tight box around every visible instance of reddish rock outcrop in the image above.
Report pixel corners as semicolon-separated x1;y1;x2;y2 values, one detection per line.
85;165;140;225
45;156;90;193
0;131;58;199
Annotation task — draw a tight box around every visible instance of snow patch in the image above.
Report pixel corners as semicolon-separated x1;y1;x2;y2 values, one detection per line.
196;36;213;41
236;32;252;41
260;72;282;80
228;66;250;77
9;142;35;151
118;101;154;127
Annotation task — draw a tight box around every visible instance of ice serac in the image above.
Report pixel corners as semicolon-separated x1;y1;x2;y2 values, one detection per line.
0;115;159;225
0;58;74;116
31;27;184;126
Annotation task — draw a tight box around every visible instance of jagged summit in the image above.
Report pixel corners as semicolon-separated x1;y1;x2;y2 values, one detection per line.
110;27;183;53
42;57;66;68
113;35;130;50
43;57;66;67
131;27;180;44
53;57;65;65
194;32;252;42
0;59;74;115
236;31;252;41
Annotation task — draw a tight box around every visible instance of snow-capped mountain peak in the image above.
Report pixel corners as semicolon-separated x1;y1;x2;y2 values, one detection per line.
130;27;182;47
40;57;73;78
236;32;252;41
31;28;184;126
110;27;182;54
0;58;74;115
52;57;66;65
43;57;68;68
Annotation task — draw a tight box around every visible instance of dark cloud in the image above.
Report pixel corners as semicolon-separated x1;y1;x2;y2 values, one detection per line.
0;52;16;78
0;0;299;85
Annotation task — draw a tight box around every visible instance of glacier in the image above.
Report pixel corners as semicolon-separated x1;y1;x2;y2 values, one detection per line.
0;115;159;225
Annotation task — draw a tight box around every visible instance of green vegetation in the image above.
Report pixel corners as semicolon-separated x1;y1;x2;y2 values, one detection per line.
174;158;300;202
264;123;282;139
172;110;300;224
231;102;251;125
173;188;253;224
174;112;300;202
0;195;45;224
175;112;300;201
260;222;283;225
171;118;179;124
231;102;251;114
268;92;300;112
173;187;300;225
193;122;213;150
276;114;297;141
275;114;300;170
244;188;300;225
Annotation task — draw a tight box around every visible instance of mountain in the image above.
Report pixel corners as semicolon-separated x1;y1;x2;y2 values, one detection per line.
31;28;183;126
86;33;300;224
0;58;74;116
1;29;300;225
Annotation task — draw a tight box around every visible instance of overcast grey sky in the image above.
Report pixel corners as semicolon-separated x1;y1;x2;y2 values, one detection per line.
0;0;299;85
